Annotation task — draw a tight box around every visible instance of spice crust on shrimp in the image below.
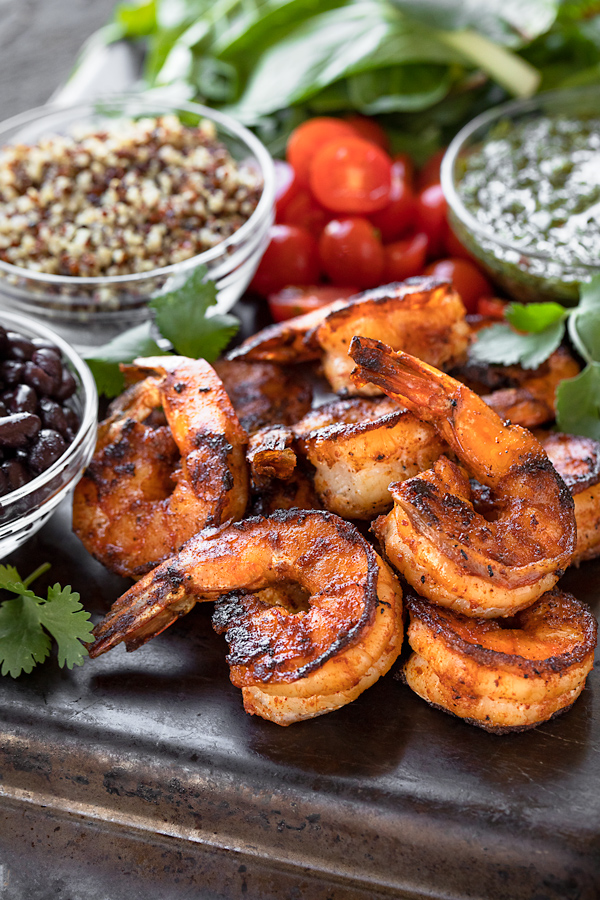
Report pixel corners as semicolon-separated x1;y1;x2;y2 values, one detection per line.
403;588;597;732
349;337;576;618
88;508;404;726
73;356;249;579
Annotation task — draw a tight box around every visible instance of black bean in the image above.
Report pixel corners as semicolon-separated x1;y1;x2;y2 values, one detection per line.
27;428;67;473
23;359;58;396
31;337;59;353
3;383;38;415
2;458;30;490
64;407;81;434
0;412;41;448
6;332;35;361
0;360;24;385
38;398;68;435
54;367;77;401
31;348;62;392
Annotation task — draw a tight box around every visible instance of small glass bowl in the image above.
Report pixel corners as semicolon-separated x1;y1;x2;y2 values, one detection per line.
441;86;600;304
0;310;98;558
0;94;275;352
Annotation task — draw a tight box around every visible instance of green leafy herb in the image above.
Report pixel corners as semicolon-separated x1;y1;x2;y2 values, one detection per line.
85;265;239;398
471;274;600;439
0;563;94;678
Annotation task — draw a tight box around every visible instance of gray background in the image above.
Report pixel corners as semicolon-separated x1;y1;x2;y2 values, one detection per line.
0;0;119;121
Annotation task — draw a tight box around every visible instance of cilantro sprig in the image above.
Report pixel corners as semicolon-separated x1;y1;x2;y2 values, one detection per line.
0;563;94;677
471;275;600;440
85;266;240;397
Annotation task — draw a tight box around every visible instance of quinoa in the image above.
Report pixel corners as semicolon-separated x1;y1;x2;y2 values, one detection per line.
0;115;263;278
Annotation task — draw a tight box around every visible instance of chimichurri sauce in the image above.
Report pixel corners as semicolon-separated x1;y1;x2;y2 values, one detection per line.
457;114;600;267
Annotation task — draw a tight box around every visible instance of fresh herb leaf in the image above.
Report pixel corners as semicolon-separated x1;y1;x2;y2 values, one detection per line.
85;321;168;398
470;319;565;369
555;362;600;440
149;266;239;360
0;564;94;678
505;300;568;333
85;266;239;398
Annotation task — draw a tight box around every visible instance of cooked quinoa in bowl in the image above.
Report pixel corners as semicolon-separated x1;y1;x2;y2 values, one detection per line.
0;95;275;350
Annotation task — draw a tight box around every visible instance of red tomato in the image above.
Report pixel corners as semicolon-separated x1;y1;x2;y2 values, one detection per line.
424;257;493;314
369;159;415;243
273;159;299;221
344;114;391;152
280;189;332;236
393;152;415;189
286;117;356;188
267;285;359;323
417;147;446;190
477;296;508;319
251;225;321;297
309;137;393;214
415;183;447;258
383;232;428;283
319;218;384;288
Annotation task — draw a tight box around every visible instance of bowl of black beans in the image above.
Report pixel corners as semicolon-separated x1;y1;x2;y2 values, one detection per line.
0;310;97;556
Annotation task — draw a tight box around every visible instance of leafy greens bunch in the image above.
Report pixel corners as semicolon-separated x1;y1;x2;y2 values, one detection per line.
85;265;239;397
86;0;600;159
472;274;600;440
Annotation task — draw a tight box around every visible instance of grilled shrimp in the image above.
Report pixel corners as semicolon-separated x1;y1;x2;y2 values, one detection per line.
213;358;312;433
294;397;447;520
453;344;580;429
88;509;404;726
230;278;469;396
73;356;249;578
403;588;597;732
350;337;576;617
541;432;600;564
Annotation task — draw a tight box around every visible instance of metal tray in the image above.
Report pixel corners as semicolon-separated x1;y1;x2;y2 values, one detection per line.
1;491;599;897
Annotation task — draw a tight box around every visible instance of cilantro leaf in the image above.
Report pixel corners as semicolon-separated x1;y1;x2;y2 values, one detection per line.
0;564;94;677
38;585;95;669
0;596;52;677
505;301;567;333
470;320;565;369
85;321;169;398
556;362;600;441
150;266;239;361
85;266;240;397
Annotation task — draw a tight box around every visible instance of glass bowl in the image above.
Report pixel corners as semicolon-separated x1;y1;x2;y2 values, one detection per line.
0;94;275;353
0;310;98;558
441;86;600;305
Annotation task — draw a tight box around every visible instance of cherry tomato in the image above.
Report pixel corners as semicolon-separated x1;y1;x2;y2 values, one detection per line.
251;225;321;297
383;232;428;283
417;147;446;190
344;114;391;152
415;183;447;258
286;117;357;188
319;218;384;288
392;152;415;189
309;137;393;214
477;296;508;320
423;257;493;314
369;159;415;243
273;159;300;221
280;189;332;236
267;285;359;323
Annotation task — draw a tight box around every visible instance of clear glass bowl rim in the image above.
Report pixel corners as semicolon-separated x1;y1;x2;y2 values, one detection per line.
0;309;98;515
440;84;600;271
0;93;276;287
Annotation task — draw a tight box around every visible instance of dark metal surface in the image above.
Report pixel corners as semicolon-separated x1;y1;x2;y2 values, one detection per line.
0;390;599;898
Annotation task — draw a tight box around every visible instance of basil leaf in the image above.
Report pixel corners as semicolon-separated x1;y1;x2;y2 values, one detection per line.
556;362;600;439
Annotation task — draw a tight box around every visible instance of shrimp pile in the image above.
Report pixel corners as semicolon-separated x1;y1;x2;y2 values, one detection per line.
76;278;599;731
